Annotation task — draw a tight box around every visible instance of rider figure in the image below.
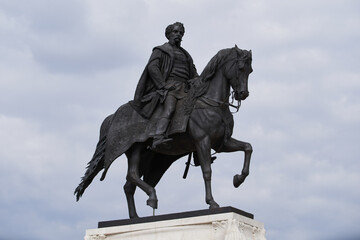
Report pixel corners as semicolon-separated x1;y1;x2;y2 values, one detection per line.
130;22;198;148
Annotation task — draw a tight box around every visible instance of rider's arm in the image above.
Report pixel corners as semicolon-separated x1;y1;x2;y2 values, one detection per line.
191;62;199;78
147;51;165;90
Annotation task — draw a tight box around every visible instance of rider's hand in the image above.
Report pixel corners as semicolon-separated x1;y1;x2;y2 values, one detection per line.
188;77;202;87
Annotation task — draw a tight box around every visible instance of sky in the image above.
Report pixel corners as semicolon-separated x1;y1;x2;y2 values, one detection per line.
0;0;359;239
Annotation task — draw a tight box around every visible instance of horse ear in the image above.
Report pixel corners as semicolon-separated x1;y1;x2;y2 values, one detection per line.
235;44;238;49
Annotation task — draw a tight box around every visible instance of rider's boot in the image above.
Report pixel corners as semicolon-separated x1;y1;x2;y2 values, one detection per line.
152;118;172;149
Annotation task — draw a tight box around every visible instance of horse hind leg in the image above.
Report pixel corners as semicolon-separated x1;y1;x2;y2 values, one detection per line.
123;180;138;218
218;137;252;188
125;143;158;210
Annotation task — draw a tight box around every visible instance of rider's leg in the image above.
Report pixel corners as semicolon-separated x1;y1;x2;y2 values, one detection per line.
152;95;177;148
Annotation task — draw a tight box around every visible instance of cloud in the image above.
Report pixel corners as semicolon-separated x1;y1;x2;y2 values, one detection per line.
0;0;144;75
0;0;359;240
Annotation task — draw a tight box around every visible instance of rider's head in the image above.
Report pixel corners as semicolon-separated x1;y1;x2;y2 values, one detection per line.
165;22;185;39
165;22;185;46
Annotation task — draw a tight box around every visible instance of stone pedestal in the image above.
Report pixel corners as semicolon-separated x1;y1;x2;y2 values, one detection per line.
84;207;266;240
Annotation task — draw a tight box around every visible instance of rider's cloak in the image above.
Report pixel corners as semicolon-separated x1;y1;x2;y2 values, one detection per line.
129;42;198;119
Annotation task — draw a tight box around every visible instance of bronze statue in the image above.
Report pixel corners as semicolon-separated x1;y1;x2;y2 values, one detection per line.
75;22;253;219
130;22;198;148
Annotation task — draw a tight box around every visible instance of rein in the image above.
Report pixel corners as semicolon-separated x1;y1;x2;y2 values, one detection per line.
200;94;241;113
230;91;242;113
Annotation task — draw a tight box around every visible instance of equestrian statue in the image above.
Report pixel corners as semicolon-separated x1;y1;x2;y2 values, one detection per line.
75;22;253;219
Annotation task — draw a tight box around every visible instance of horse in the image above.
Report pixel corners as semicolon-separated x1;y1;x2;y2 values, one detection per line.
74;45;253;219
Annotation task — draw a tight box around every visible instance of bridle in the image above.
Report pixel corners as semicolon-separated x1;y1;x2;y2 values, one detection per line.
199;51;246;113
230;90;241;113
199;95;241;111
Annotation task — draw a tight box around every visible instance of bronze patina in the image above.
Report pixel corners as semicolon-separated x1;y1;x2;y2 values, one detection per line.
75;22;253;219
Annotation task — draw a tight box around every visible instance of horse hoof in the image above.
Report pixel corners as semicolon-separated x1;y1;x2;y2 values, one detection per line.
129;214;139;219
208;200;220;209
147;198;158;209
233;174;247;188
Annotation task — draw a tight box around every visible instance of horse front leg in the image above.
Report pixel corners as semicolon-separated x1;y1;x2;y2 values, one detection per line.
219;137;253;188
195;136;219;209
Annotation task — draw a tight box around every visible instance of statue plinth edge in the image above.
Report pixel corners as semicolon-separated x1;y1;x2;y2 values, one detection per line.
84;206;266;240
98;206;253;228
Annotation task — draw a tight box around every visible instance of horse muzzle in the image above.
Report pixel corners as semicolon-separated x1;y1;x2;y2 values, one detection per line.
234;91;249;101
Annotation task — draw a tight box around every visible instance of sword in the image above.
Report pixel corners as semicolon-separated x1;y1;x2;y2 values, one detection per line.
183;152;192;179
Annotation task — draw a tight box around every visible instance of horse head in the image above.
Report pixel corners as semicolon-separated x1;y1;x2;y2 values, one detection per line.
224;46;253;101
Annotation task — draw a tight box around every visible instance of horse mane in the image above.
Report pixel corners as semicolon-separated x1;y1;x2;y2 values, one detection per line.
201;48;231;81
184;46;251;114
202;46;252;81
189;48;232;98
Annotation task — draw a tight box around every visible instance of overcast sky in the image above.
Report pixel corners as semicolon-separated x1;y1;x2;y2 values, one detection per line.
1;0;359;239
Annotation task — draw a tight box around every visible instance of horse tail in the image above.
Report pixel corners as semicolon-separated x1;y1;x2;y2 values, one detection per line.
74;114;113;201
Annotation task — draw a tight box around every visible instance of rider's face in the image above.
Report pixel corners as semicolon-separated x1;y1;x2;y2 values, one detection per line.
168;25;184;46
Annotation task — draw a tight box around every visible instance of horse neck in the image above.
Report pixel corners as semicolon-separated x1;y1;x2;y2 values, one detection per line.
203;70;230;102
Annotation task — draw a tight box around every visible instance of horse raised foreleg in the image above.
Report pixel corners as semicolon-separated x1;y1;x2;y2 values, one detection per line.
125;143;158;211
195;136;219;209
219;137;252;188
